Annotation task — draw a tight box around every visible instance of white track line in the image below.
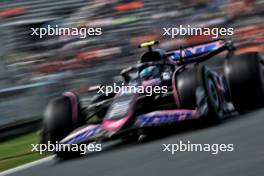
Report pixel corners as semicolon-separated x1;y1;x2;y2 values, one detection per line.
0;155;55;176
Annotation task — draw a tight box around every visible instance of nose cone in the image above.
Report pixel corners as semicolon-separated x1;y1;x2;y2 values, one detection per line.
102;116;129;131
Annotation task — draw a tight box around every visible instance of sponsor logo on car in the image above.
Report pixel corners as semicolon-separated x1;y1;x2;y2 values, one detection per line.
170;41;222;62
136;110;196;127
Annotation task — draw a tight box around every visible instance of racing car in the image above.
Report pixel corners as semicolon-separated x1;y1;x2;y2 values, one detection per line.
40;39;264;158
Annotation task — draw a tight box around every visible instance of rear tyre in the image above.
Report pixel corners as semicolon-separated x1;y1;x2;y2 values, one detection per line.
175;66;223;124
224;52;264;112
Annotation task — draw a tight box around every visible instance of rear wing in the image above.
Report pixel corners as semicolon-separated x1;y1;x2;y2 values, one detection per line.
167;39;235;64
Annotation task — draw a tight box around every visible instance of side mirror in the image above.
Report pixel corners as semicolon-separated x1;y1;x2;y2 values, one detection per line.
88;85;103;92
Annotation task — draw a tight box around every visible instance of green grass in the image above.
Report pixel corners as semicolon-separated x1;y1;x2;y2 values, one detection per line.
0;132;47;172
0;118;98;172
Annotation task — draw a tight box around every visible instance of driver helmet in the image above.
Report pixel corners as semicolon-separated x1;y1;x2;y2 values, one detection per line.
139;65;160;80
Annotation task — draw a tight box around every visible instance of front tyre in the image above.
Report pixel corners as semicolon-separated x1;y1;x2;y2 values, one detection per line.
40;92;86;145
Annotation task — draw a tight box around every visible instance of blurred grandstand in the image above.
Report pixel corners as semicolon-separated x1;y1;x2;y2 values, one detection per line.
0;0;263;138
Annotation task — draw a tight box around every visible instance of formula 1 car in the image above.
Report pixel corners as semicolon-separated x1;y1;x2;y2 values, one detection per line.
40;39;264;158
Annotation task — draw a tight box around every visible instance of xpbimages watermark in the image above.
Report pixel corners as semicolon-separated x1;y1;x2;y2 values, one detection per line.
31;141;102;155
162;140;234;155
163;25;234;39
30;25;102;38
96;83;168;96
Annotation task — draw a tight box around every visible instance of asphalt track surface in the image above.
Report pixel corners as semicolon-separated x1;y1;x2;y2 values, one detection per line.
5;109;264;176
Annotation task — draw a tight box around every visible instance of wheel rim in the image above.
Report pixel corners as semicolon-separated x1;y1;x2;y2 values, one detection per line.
208;79;220;108
260;61;264;92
